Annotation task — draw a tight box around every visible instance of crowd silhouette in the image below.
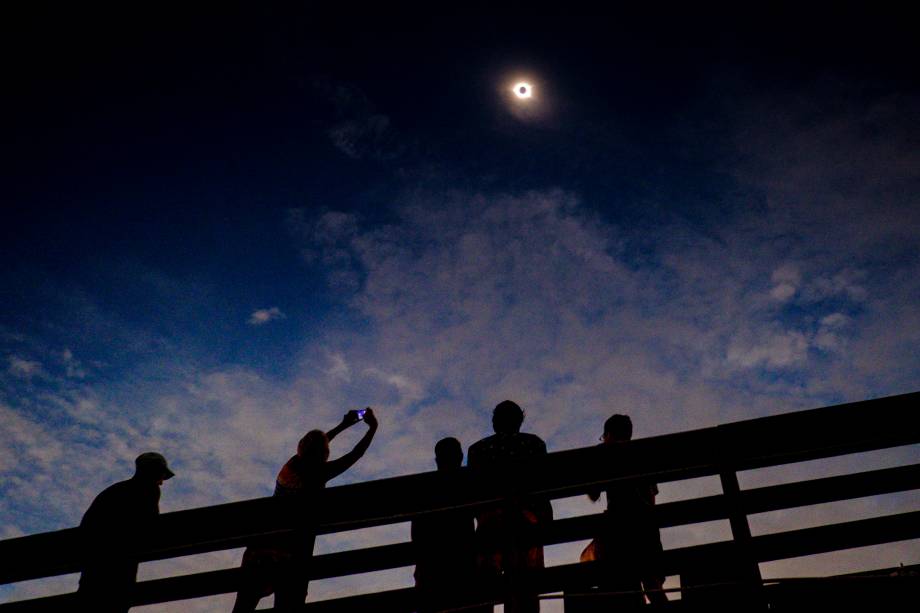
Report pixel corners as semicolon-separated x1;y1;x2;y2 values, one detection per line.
78;401;666;612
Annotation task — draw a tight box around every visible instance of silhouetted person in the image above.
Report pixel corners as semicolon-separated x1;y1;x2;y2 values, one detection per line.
411;437;485;613
232;408;378;612
468;400;552;613
78;452;175;612
589;414;667;608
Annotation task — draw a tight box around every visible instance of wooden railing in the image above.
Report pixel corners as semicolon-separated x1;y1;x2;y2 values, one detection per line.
1;391;919;611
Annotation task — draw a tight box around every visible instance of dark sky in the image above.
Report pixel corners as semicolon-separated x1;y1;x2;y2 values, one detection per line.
6;5;916;337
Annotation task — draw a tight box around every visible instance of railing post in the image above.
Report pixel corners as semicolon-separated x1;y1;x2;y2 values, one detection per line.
719;470;758;564
680;466;766;609
718;468;765;609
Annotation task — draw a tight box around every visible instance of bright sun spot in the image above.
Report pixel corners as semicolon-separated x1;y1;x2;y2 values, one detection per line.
513;82;533;99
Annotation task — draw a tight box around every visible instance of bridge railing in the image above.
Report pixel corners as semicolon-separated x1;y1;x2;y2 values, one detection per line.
1;391;918;611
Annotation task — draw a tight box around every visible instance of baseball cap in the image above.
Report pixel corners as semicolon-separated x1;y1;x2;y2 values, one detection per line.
135;452;175;479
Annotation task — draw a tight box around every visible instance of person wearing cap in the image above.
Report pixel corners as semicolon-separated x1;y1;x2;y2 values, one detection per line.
78;452;175;612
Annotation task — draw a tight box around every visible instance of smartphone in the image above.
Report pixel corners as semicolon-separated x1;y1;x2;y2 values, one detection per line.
355;409;367;420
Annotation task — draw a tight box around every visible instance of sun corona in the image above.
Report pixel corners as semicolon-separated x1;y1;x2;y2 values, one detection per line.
513;82;533;99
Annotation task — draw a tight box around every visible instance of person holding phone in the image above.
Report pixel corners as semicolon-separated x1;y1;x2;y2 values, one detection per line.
232;408;378;612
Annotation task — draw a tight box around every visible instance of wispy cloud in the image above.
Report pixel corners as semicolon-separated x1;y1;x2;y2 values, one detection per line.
315;80;402;161
328;115;393;160
60;348;86;379
7;356;44;379
247;307;286;326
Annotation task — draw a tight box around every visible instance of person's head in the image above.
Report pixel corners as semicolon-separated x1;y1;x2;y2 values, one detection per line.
492;400;524;434
297;430;330;464
134;452;175;485
603;414;633;444
434;437;463;471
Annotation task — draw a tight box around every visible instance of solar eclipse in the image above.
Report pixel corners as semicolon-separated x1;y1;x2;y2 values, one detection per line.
513;82;533;99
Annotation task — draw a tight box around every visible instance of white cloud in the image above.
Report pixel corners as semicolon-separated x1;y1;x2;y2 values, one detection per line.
60;348;86;379
363;367;424;404
7;356;44;379
247;307;285;326
820;313;849;328
771;265;801;286
325;352;351;381
284;188;894;451
731;90;920;251
812;312;852;352
287;209;362;291
801;269;868;303
768;264;800;302
769;283;796;302
726;330;811;369
0;404;63;474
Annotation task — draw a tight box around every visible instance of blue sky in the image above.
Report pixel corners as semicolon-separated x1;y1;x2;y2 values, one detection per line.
2;5;919;610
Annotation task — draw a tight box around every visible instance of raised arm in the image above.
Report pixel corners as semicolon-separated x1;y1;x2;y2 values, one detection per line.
325;408;378;481
326;410;362;442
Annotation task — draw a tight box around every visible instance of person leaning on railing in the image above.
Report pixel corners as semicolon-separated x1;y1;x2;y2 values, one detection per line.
231;408;378;612
78;452;175;613
411;437;489;613
586;414;667;607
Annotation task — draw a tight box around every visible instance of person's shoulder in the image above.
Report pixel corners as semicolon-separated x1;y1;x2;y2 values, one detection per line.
520;432;547;449
82;478;133;522
469;434;496;452
96;478;135;501
467;435;495;466
277;455;302;478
